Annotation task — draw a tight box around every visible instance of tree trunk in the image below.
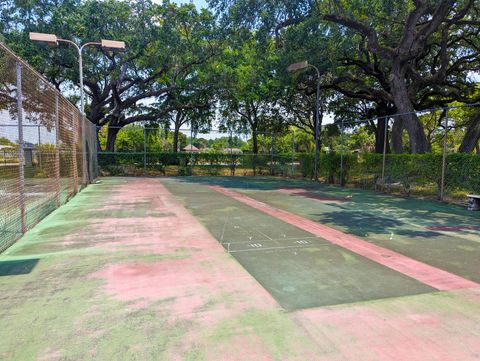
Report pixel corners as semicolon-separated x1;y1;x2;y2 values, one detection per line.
390;66;429;153
391;118;404;153
459;113;480;153
106;125;120;152
173;126;180;153
172;112;183;153
251;126;258;176
252;130;259;154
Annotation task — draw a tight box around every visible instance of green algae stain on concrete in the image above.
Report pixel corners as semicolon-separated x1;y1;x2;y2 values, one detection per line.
0;265;98;359
2;177;478;361
208;309;320;360
0;178;198;360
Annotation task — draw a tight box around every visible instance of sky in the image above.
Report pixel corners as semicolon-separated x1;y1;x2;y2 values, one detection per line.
157;0;208;9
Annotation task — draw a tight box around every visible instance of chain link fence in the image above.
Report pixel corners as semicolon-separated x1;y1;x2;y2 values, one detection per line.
320;105;480;203
0;43;97;252
97;105;479;205
97;126;298;177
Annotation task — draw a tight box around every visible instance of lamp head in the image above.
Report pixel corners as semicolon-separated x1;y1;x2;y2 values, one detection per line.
101;39;126;50
29;32;58;46
287;61;309;73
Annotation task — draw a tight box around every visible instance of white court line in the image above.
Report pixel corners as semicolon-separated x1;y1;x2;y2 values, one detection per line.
221;236;323;245
255;229;273;240
228;243;332;253
219;216;229;243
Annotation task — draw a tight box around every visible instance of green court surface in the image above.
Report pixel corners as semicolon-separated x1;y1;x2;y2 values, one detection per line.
167;177;480;284
0;176;479;360
161;179;435;310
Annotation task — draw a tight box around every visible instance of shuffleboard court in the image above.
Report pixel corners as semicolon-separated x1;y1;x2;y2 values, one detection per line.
232;182;480;284
1;177;480;360
170;176;480;285
161;178;436;310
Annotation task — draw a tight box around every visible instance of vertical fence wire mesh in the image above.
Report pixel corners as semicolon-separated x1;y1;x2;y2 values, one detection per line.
95;109;479;206
97;126;299;178
0;43;97;252
333;107;479;202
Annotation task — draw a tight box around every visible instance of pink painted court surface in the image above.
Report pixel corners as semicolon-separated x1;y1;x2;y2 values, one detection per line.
0;177;479;360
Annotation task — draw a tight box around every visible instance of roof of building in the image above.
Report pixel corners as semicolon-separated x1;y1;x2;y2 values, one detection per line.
183;144;200;151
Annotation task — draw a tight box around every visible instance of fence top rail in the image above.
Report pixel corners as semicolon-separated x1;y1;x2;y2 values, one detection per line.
333;103;480;127
96;125;284;134
0;42;80;114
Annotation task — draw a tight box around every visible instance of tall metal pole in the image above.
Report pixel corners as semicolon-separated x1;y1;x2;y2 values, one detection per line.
440;109;449;201
56;40;103;187
78;46;87;186
381;117;388;192
78;47;88;187
286;62;321;181
72;112;78;194
16;62;26;234
55;95;61;207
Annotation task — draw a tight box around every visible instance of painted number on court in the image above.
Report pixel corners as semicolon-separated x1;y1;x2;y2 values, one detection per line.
249;243;263;248
295;240;309;244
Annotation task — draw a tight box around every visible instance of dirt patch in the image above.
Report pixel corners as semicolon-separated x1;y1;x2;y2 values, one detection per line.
89;259;212;311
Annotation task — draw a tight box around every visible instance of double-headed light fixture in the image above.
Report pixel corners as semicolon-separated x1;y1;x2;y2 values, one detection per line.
29;32;125;184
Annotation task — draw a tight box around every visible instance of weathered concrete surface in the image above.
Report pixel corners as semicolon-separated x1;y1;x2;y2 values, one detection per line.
0;177;479;360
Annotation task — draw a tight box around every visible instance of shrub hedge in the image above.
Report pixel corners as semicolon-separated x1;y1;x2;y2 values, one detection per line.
98;151;480;196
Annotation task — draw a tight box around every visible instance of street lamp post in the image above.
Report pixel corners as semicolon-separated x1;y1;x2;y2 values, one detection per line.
29;32;125;185
287;61;321;181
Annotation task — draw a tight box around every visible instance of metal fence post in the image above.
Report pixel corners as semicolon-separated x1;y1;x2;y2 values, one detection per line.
143;127;147;175
72;112;78;194
81;115;87;186
37;124;42;169
229;128;234;176
94;125;99;178
16;62;26;234
340;119;344;186
291;130;295;177
440;109;448;201
270;132;275;176
381;117;388;192
253;129;257;176
55;95;61;207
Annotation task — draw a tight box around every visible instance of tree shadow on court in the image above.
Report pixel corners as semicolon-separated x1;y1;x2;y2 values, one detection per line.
315;211;443;239
174;176;313;191
173;177;479;228
0;259;39;276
